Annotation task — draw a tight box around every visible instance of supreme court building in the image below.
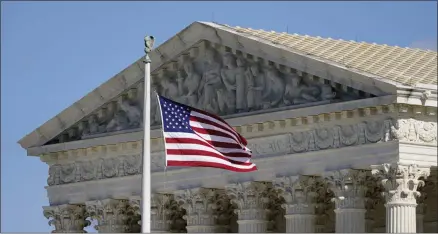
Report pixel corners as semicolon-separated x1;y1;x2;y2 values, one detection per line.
18;22;437;233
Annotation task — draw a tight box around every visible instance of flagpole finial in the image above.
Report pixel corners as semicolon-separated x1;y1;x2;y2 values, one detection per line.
144;35;155;63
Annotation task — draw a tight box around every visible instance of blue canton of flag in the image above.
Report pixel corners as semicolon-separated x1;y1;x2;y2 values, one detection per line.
157;95;257;172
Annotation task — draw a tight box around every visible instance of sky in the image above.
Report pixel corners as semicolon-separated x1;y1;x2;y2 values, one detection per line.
1;1;437;232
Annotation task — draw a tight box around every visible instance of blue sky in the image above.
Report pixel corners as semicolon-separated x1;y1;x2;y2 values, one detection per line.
1;1;436;232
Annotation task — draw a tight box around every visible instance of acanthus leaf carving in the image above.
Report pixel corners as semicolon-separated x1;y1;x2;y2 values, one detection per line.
274;175;321;215
174;188;228;231
225;181;272;221
149;193;177;232
371;163;430;205
324;169;368;209
85;199;132;233
43;204;90;233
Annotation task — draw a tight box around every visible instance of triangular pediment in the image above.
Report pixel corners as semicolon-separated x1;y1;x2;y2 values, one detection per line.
19;21;401;150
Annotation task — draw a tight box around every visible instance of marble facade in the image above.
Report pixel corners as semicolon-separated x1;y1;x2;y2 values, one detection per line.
19;22;437;233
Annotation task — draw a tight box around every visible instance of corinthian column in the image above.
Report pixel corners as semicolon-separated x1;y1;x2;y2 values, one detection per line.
325;169;368;233
175;188;230;233
274;175;320;233
85;199;132;233
43;204;90;233
226;181;271;233
372;163;430;233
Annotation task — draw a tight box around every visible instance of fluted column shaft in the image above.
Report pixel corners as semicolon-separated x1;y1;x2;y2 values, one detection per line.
43;204;90;233
226;181;272;233
284;213;316;232
372;163;430;233
386;204;417;232
325;169;368;233
334;208;366;233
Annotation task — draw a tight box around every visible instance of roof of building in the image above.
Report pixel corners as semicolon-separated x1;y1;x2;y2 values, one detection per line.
221;24;437;85
18;21;437;152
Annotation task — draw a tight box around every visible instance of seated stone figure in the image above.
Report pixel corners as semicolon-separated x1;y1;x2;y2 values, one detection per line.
119;100;142;128
262;67;285;109
106;110;130;132
283;74;319;105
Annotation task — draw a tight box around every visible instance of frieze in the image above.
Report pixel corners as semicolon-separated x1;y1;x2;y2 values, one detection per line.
47;41;371;145
390;118;437;145
46;118;402;186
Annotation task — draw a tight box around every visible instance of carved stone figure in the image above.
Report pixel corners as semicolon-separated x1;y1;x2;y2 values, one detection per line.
119;100;142;128
263;67;285;109
106;110;129;132
160;76;180;101
283;74;318;105
319;84;336;101
82;115;101;137
220;53;239;114
177;57;201;108
198;48;223;113
235;56;247;112
245;63;265;111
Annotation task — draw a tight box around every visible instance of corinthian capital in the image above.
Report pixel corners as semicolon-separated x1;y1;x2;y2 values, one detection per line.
85;199;131;233
371;163;430;205
174;188;227;227
43;204;90;233
274;175;322;214
324;169;368;209
225;181;271;211
150;193;177;232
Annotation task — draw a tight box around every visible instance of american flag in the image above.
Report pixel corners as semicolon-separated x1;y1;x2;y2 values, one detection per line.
157;95;257;172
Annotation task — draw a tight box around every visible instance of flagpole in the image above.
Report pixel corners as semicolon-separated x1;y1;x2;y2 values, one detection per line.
142;35;154;233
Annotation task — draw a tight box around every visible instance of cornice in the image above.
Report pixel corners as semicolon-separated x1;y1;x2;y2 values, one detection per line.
36;102;436;164
396;86;438;107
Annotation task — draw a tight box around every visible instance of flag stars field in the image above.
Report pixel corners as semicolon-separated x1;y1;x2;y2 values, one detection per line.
158;95;257;172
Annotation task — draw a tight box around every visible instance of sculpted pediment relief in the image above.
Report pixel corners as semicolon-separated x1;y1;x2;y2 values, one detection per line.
46;41;372;145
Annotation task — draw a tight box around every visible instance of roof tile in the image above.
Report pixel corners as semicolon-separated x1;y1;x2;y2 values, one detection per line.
225;25;437;85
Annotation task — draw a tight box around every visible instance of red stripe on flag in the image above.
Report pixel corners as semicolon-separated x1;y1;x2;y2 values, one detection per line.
167;160;257;172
